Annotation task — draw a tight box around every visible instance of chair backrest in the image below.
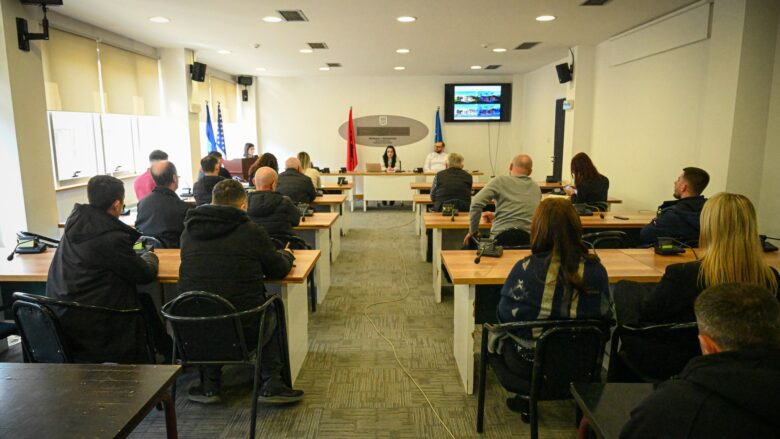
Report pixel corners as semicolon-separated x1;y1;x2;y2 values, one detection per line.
611;322;700;382
583;231;629;249
12;294;72;363
162;291;254;363
441;198;470;213
495;227;531;249
270;234;311;250
532;322;606;401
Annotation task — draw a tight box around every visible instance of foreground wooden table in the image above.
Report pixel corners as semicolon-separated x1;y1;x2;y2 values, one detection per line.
571;382;653;439
0;363;181;438
296;212;338;302
321;182;354;212
0;249;319;382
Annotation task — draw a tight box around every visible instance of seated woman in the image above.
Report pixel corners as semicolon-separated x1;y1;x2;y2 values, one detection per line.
490;197;613;415
244;142;256;159
297;151;321;189
248;152;279;184
381;145;399;205
564;152;609;207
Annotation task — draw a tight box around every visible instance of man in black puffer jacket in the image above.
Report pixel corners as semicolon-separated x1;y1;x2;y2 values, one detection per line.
276;157;317;204
621;283;780;438
192;155;225;206
640;167;709;244
178;179;303;405
430;152;472;212
248;166;301;236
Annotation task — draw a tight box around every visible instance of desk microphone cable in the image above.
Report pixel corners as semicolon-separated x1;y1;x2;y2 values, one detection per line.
362;217;456;439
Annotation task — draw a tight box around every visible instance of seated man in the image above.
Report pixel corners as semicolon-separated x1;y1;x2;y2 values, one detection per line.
47;175;164;363
193;155;225;206
248;167;301;236
134;149;167;201
424;141;448;173
178;179;303;404
463;154;541;245
277;157;317;204
639;167;709;244
430;152;472;212
621;283;780;438
197;150;233;180
136;160;191;248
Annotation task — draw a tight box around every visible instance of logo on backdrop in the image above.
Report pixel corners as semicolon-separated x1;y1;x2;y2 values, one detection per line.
338;115;429;147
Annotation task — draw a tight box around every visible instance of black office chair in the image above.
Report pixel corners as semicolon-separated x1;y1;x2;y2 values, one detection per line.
494;228;531;249
161;291;292;439
607;322;700;383
476;319;610;438
432;198;470;213
582;231;629;249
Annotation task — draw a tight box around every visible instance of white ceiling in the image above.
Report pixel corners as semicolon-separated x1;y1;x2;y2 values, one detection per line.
52;0;696;77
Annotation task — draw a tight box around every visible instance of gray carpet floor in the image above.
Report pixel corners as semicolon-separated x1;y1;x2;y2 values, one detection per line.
129;206;579;438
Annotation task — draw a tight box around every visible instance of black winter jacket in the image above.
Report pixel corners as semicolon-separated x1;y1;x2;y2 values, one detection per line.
639;196;706;244
621;348;780;438
247;191;301;236
193;175;225;206
47;203;159;363
277;168;317;204
431;167;472;212
178;205;294;312
135;186;191;248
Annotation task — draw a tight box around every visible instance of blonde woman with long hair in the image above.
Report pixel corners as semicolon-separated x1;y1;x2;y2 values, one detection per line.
297;151;321;189
640;192;779;323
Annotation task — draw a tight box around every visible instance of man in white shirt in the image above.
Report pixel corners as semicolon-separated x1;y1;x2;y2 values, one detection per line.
424;141;449;172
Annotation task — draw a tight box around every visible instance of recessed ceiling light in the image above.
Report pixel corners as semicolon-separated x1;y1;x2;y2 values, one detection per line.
262;16;282;23
470;65;482;70
536;15;556;22
255;67;266;72
396;48;410;54
217;49;231;55
492;47;507;53
299;49;313;54
149;16;170;24
319;67;330;71
397;16;416;23
394;66;406;71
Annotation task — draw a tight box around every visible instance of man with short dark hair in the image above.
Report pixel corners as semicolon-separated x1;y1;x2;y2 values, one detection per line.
192;155;225;206
179;179;303;404
277;157;317;204
135;160;190;248
134;149;168;201
431;152;472;212
248;167;301;236
47;175;162;363
621;283;780;437
640;167;710;244
198;151;233;180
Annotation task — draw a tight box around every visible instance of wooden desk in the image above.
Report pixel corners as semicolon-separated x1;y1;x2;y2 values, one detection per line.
0;363;181;438
410;181;487;191
321;182;354;212
571;382;653;439
313;194;348;240
0;249;319;382
295;212;338;303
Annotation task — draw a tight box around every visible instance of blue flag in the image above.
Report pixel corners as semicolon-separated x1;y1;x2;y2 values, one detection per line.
205;103;217;153
435;107;443;143
216;102;226;156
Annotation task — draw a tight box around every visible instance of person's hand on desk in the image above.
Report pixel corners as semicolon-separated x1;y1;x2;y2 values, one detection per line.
463;231;477;247
563;185;576;196
482;211;495;224
386;167;396;173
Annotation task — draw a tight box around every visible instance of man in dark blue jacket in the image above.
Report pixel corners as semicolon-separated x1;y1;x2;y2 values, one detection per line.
276;157;317;204
248;167;301;236
135;160;191;248
639;167;709;244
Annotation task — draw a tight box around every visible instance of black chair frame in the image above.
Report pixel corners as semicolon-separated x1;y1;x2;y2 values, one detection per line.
493;227;531;249
11;291;156;364
582;231;629;249
161;291;292;439
476;319;610;438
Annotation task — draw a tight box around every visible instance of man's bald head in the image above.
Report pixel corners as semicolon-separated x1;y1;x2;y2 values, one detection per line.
151;160;178;190
285;157;302;172
254;167;278;190
510;154;533;176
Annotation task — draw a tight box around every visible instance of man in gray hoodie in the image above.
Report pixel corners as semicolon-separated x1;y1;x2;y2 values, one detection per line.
464;154;541;245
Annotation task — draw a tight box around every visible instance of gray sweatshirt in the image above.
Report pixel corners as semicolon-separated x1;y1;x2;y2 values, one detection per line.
469;175;541;237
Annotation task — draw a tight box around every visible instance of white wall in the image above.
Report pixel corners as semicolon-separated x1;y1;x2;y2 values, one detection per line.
257;75;521;178
759;7;780;238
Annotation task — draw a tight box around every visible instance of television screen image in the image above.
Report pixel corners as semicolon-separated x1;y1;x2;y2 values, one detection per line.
444;83;512;122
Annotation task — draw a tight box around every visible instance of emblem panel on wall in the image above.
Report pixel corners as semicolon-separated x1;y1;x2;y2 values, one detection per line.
338;115;429;146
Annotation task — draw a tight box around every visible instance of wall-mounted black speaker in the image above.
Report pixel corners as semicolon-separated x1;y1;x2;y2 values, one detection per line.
190;62;207;82
237;75;253;86
555;63;572;84
242;89;249;102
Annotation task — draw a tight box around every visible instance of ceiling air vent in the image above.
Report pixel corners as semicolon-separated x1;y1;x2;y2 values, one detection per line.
515;42;540;50
581;0;610;5
326;63;342;68
307;42;328;49
278;10;308;22
484;64;502;70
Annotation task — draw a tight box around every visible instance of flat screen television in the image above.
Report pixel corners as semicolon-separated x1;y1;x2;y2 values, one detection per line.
444;83;512;122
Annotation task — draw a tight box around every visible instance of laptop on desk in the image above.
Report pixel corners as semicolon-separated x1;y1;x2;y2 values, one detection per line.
365;163;382;172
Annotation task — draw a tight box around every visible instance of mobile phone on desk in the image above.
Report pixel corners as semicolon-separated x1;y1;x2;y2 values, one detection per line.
614;216;629;220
